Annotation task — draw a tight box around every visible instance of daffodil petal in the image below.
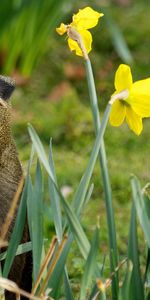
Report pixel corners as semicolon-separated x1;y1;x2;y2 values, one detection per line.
72;7;103;30
132;78;150;94
130;78;150;117
126;106;143;135
68;29;92;56
56;23;67;35
114;64;133;92
109;100;126;126
68;38;82;56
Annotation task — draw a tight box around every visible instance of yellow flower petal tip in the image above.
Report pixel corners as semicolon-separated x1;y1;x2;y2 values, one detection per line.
109;64;150;135
56;23;67;35
73;7;104;30
56;6;104;57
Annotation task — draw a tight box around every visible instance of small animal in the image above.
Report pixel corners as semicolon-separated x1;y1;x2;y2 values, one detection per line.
0;76;32;299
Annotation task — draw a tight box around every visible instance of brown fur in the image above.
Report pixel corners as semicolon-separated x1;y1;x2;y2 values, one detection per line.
0;83;32;299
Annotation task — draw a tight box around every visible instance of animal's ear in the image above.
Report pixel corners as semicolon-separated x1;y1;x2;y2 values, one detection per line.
0;75;15;101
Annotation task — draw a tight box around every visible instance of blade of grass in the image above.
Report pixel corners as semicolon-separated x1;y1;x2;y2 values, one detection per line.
26;176;33;240
0;176;24;242
80;226;99;300
2;0;68;75
83;183;94;209
3;176;29;277
59;193;90;259
144;248;150;284
131;176;150;248
48;139;62;243
118;261;133;300
0;241;32;261
28;103;111;295
28;124;54;181
127;203;144;300
102;7;133;64
47;103;111;258
72;102;112;215
64;267;74;300
146;291;150;300
31;160;44;283
63;183;94;231
48;234;73;297
49;144;93;299
48;140;74;298
28;101;111;220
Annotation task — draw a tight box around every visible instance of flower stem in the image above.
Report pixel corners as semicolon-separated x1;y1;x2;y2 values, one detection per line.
85;59;118;299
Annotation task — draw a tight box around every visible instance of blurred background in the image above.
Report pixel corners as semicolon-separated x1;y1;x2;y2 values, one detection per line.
1;0;150;277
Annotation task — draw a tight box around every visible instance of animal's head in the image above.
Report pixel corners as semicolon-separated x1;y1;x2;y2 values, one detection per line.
0;75;15;125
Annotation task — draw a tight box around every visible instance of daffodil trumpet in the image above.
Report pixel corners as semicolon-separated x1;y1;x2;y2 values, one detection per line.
109;89;129;105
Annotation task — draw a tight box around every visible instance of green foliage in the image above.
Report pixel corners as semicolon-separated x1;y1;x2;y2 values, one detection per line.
127;205;144;300
0;0;67;76
2;177;29;277
101;7;133;65
3;100;148;299
27;161;44;283
0;0;134;76
79;227;99;300
131;177;150;248
1;105;150;299
48;140;63;242
118;261;133;300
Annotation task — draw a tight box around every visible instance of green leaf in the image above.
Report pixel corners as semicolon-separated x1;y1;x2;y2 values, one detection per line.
119;261;133;300
28;124;55;181
102;7;133;64
72;103;111;216
31;160;44;282
28;102;111;221
26;162;43;283
3;176;29;277
80;227;99;300
64;267;74;300
144;248;150;286
28;105;111;295
1;0;68;75
127;203;144;299
48;139;62;242
48;235;73;298
83;183;94;209
26;176;33;240
60;194;90;259
100;290;107;300
0;241;32;261
131;176;150;248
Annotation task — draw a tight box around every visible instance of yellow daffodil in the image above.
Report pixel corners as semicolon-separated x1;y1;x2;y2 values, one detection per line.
56;7;104;57
109;64;150;135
